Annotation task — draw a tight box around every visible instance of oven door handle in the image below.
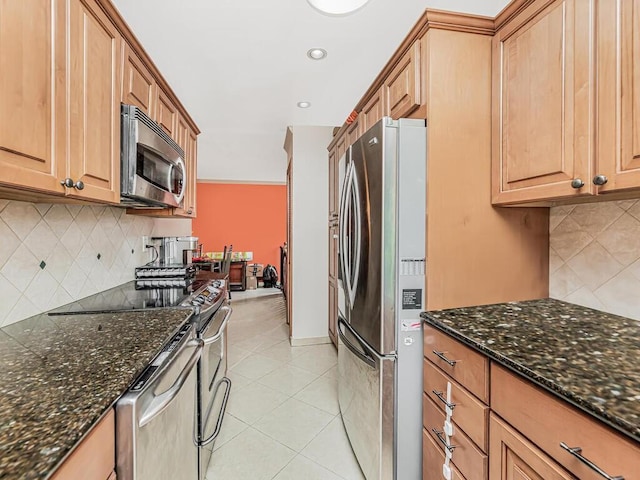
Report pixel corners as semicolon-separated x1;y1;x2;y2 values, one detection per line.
139;338;203;428
202;306;232;345
200;377;232;446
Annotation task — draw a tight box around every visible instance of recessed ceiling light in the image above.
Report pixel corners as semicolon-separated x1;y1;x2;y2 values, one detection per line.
307;0;370;16
297;101;311;108
307;48;328;60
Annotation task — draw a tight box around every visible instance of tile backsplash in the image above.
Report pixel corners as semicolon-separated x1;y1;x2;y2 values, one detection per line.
550;200;640;320
0;200;191;326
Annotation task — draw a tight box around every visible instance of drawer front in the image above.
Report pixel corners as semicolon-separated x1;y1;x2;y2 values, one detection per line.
492;364;640;480
424;359;488;452
423;428;464;480
424;395;488;480
424;325;489;402
51;409;115;480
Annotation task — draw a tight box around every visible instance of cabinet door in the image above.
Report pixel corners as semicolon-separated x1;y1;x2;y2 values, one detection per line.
489;414;574;480
328;277;337;347
385;41;421;119
0;0;66;194
360;86;386;133
68;0;121;203
157;87;178;140
597;0;640;192
492;0;595;204
329;224;338;279
347;117;360;147
122;42;155;119
175;127;197;217
328;147;337;218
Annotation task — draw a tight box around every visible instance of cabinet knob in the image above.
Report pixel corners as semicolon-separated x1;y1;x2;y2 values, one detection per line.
187;209;193;214
592;175;608;186
571;178;585;189
74;180;85;191
60;178;75;188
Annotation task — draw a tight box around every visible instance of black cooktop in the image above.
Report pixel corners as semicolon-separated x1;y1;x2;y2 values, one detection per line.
47;280;210;315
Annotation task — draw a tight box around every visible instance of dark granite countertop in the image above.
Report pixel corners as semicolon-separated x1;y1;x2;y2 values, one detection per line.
421;299;640;443
0;307;195;480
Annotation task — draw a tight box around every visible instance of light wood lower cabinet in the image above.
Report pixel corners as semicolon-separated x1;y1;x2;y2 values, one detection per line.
423;428;465;480
489;413;573;480
50;409;115;480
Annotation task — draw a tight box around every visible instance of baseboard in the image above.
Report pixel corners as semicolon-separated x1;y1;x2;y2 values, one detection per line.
290;336;331;347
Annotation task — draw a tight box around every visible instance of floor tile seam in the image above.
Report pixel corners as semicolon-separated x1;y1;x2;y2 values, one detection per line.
254;377;314;397
292;393;339;416
241;388;295;427
298;444;351;480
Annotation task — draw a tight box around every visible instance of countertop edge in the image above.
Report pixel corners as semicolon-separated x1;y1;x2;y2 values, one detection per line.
421;314;640;444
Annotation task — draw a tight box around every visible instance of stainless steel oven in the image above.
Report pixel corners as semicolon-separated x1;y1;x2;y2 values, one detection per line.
197;304;232;480
120;104;186;208
116;322;203;480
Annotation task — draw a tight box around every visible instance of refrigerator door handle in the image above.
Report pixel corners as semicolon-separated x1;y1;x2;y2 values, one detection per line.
341;162;355;308
338;317;376;368
349;165;362;307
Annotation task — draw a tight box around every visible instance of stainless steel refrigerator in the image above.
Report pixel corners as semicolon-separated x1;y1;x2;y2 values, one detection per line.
337;117;425;480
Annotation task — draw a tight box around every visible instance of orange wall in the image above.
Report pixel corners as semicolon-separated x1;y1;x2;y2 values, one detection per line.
193;183;286;272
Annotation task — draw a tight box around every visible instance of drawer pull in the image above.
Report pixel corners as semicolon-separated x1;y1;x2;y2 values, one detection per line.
432;390;456;410
432;350;457;366
432;428;456;453
559;443;624;480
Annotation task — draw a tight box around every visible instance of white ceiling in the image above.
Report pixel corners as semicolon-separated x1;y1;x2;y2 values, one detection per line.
111;0;510;183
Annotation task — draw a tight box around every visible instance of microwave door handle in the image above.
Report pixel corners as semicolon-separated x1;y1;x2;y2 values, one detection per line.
138;339;203;428
202;306;232;345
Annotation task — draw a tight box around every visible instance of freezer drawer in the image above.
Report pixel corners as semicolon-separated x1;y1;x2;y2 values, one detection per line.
337;318;393;480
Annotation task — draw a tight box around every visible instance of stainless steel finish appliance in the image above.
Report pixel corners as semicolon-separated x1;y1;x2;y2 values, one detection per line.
116;322;203;480
153;236;200;265
337;117;426;480
121;104;186;208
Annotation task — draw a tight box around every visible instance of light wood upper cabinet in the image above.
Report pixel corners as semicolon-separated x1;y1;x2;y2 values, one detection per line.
174;125;197;217
384;41;421;119
328;146;338;218
360;86;386;133
67;0;121;204
122;42;155;119
347;117;361;147
157;87;178;140
597;0;640;193
492;0;595;204
0;0;66;194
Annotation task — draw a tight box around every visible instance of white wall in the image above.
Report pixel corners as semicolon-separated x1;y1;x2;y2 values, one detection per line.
290;126;334;341
0;200;191;326
550;200;640;320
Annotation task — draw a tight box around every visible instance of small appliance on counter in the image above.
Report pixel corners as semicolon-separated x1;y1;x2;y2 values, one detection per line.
134;236;200;288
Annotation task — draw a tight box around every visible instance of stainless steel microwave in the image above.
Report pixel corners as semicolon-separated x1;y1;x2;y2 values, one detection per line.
120;104;186;208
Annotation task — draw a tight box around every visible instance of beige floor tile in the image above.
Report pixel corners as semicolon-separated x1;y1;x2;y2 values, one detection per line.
212;413;249;451
206;427;295;480
226;382;288;425
226;370;253;391
294;375;340;415
257;364;318;396
257;339;305;363
272;455;345;480
230;352;284;380
322;365;338;380
288;349;337;375
301;418;365;480
253;398;333;452
227;344;252;369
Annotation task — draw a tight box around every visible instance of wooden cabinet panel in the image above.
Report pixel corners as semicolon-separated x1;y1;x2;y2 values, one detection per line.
347;117;361;147
423;359;488;452
328;277;337;347
0;0;66;194
157;87;178;140
424;325;489;403
489;413;573;480
336;134;347;162
173;118;196;217
597;0;640;192
492;0;595;204
385;41;421;119
51;410;115;480
424;394;488;480
122;42;155;118
491;364;640;480
423;427;465;480
328;147;338;218
360;87;386;133
68;0;121;204
329;224;338;279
